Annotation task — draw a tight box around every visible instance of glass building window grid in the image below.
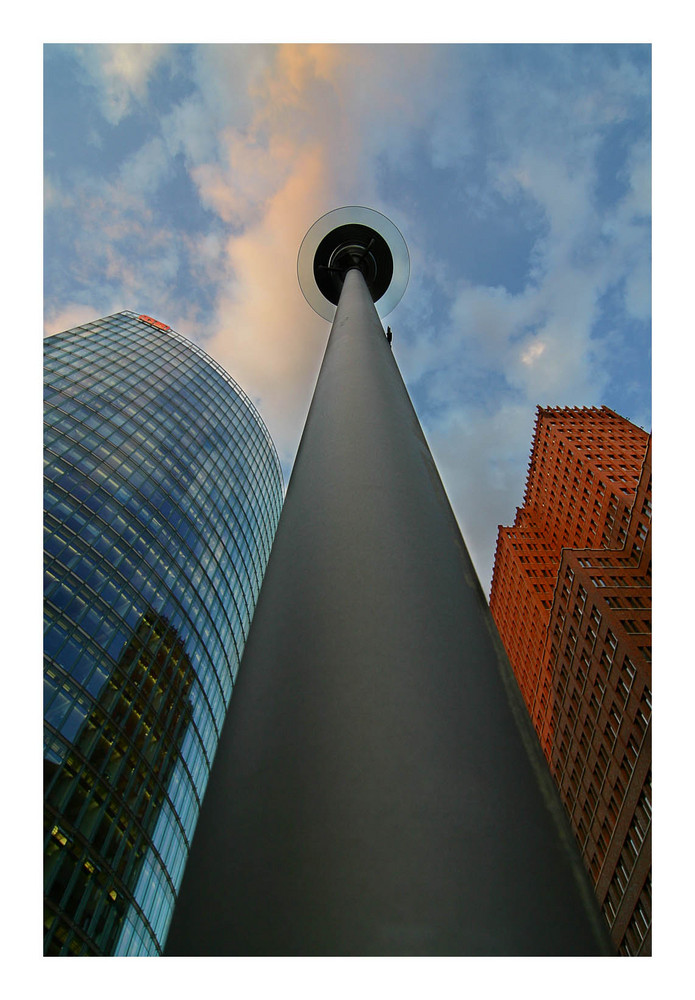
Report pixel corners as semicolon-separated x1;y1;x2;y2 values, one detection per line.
162;316;281;465
44;715;193;956
45;814;164;957
46;337;281;531
46;311;282;497
45;786;169;954
45;388;274;592
50;394;269;604
45;607;211;793
44;455;252;699
44;669;202;866
44;570;224;794
89;488;251;669
44;512;226;776
45;313;283;956
44;745;186;903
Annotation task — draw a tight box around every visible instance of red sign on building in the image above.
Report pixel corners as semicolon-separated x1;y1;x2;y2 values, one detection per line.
138;314;171;332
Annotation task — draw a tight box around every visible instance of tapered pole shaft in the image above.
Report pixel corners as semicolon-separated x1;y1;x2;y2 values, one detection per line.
165;267;612;956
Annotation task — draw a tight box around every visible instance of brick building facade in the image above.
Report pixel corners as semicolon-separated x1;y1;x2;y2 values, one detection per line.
489;406;651;956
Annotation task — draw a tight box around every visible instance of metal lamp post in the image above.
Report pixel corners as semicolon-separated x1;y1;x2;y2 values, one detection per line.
164;208;612;956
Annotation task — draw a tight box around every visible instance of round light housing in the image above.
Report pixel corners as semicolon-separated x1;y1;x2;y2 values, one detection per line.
298;206;409;321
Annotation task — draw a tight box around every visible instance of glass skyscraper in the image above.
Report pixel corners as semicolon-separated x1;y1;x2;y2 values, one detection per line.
43;311;284;956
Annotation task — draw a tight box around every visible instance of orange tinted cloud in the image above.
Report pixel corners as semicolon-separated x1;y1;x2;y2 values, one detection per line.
205;142;334;460
182;46;383;460
46;45;435;462
44;303;105;337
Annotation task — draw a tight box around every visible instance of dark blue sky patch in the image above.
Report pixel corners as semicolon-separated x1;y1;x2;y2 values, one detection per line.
147;46;197;116
44;46;107;178
600;318;652;429
45;47;159;184
589;280;651;427
592;280;628;337
163;251;220;324
593;118;650;212
409;360;520;423
377;143;544;296
152;153;218;234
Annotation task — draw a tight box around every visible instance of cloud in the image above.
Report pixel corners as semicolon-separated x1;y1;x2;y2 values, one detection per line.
521;340;546;366
203;144;333;461
392;49;650;587
44;303;105;337
423;400;537;589
75;44;169;125
162;45;447;461
118;135;171;196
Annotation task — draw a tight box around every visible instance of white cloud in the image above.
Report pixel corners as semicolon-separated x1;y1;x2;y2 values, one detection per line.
423;401;538;590
44;303;105;337
75;44;169;125
157;45;455;462
118;136;171;196
521;340;546;365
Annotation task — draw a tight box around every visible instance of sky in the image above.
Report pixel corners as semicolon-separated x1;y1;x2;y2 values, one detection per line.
43;43;651;592
43;42;652;594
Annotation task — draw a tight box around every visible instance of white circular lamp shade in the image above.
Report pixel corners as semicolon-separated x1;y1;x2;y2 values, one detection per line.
298;207;409;321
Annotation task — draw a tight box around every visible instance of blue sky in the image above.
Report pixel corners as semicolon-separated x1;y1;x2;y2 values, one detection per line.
43;42;651;592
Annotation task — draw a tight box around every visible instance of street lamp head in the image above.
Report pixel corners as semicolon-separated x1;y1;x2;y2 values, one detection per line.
298;206;409;321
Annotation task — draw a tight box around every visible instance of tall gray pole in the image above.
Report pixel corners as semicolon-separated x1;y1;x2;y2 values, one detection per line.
164;216;612;956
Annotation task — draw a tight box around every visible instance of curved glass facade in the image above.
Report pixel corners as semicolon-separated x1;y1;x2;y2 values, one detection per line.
43;311;284;956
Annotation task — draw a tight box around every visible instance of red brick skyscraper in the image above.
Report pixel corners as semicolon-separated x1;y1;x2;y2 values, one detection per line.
489;406;651;956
